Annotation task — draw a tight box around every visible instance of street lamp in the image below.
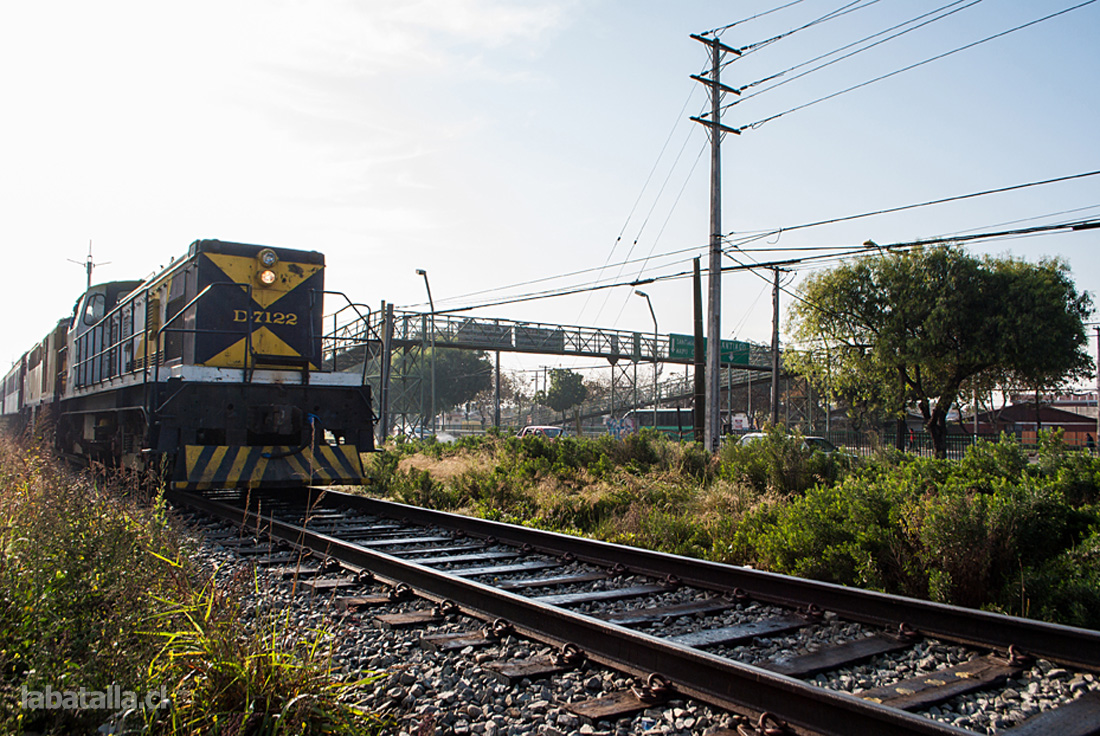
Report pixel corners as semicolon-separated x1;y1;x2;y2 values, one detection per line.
635;290;658;430
416;269;436;436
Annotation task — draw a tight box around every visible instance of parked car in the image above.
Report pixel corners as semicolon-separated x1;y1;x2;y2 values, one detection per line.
518;425;563;440
737;432;840;456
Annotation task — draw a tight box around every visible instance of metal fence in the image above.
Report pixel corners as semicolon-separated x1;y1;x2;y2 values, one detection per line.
820;429;1096;458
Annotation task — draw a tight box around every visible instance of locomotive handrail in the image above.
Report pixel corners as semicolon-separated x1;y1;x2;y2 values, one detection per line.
71;287;147;391
146;282;254;421
153;281;258;385
318;290;374;382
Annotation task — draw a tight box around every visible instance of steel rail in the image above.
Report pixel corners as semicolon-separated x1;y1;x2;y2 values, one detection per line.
319;490;1100;672
171;488;976;736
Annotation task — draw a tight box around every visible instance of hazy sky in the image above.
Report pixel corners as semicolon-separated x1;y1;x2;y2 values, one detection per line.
3;0;1098;384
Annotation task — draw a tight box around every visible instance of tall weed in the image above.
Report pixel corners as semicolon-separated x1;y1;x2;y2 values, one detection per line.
0;438;390;735
147;567;388;736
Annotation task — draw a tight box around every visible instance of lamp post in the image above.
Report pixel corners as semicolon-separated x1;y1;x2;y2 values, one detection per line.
416;269;436;436
635;290;658;430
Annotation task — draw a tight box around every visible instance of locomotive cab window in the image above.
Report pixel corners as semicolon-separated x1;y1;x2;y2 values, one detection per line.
83;293;106;326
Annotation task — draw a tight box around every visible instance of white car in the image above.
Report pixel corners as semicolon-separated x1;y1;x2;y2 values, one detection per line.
737;433;840;455
518;425;563;440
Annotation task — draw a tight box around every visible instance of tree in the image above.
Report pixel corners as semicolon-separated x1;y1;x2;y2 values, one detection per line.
534;368;588;423
786;246;1093;457
423;349;493;413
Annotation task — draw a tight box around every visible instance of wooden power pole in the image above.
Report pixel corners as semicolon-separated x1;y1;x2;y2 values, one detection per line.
690;33;740;451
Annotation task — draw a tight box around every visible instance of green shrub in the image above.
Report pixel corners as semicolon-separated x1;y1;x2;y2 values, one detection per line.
371;428;1100;625
718;425;849;494
1014;530;1100;628
733;475;910;592
389;468;459;509
1028;430;1100;506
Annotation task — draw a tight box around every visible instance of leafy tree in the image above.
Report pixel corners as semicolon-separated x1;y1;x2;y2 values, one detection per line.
423;349;493;412
534;368;588;423
786;246;1092;457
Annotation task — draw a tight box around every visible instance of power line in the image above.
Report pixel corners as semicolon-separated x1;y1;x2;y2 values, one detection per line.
406;170;1100;313
722;169;1100;241
595;139;707;326
736;0;884;58
428;219;1099;316
736;220;1100;328
701;0;813;37
728;0;981;107
742;0;1099;130
608;140;709;326
577;85;703;324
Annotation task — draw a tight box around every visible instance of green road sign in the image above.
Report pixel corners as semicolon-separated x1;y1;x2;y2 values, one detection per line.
668;333;751;365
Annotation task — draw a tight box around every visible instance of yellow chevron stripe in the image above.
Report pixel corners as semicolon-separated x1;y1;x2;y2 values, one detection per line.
318;445;340;473
252;451;270;488
309;447;334;482
226;448;251;486
201;446;230;486
177;445;365;490
284;451;310;482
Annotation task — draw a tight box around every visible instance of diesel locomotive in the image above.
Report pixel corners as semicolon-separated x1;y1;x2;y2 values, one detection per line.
1;239;374;490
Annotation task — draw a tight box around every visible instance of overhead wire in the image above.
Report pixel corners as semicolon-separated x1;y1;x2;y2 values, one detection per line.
714;0;884;77
701;0;813;37
576;83;703;324
742;0;1099;130
751;219;1100;323
424;218;1099;316
406;170;1100;313
609;139;709;326
736;0;883;58
722;169;1100;243
593;136;706;325
441;7;1095;320
930;203;1100;240
728;0;982;107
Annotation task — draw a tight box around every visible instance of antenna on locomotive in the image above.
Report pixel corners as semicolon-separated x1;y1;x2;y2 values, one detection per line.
67;239;110;291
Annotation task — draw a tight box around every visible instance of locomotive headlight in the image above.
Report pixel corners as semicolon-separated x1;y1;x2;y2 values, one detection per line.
258;249;278;267
258;269;277;285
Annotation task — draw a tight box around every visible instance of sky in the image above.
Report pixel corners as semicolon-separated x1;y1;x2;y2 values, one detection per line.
2;0;1099;388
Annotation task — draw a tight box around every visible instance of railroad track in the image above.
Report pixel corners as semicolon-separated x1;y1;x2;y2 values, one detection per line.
167;486;1100;736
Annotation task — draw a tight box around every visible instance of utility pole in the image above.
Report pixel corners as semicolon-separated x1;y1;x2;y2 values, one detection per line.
494;351;501;429
692;257;705;441
770;267;781;425
691;32;740;452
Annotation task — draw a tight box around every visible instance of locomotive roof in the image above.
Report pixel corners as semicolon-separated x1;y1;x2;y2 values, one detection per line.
188;239;324;265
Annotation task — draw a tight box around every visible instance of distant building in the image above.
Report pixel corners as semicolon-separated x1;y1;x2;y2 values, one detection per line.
1007;391;1098;421
970;402;1097;447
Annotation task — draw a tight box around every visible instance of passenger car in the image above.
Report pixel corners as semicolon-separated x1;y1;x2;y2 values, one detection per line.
737;432;840;456
518;425;563;439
